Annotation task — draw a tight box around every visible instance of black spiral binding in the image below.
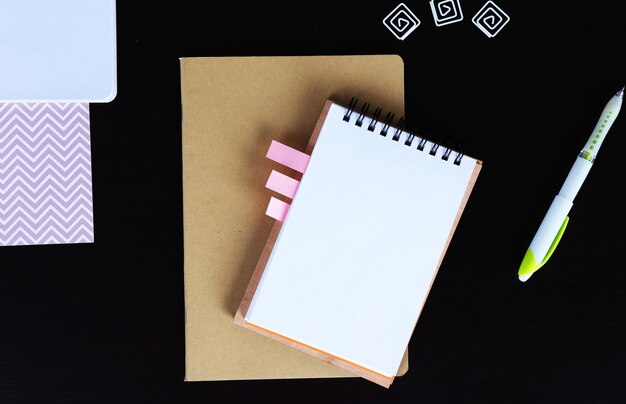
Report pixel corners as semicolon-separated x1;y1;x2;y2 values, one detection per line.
342;97;464;166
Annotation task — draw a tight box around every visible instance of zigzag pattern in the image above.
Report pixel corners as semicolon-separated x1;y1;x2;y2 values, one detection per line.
0;103;94;246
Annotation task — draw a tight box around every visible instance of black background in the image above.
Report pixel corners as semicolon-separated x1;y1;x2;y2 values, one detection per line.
2;1;626;402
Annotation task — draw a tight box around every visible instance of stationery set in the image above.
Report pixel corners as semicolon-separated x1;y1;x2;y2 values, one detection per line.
2;1;619;389
181;56;481;387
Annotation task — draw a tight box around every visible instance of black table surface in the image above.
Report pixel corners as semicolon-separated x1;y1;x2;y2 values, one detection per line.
2;1;625;402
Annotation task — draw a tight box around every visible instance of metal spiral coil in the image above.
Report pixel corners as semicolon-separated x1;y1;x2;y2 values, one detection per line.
341;97;463;165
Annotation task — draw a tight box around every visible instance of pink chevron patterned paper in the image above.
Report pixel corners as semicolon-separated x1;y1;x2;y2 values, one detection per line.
0;103;94;246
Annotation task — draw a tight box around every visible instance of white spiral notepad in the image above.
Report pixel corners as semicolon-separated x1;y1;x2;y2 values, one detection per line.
236;100;481;387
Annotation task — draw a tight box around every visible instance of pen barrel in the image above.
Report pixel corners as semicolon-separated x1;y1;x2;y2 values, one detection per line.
582;95;622;157
558;156;593;202
528;195;573;264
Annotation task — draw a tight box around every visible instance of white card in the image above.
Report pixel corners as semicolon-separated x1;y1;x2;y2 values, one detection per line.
0;0;117;102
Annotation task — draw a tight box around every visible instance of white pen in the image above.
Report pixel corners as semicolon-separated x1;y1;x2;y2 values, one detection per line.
518;87;624;282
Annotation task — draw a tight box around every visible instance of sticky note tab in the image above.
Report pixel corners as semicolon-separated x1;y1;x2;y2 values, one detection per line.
266;140;310;173
266;197;290;222
266;170;300;199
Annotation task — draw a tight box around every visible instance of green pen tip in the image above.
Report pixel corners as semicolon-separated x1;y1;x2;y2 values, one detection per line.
518;249;539;282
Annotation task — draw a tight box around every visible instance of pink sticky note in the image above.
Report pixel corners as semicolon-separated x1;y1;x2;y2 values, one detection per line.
266;170;300;199
266;197;290;222
266;140;310;173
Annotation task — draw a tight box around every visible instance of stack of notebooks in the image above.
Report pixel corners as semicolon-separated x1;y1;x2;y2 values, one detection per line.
182;56;481;388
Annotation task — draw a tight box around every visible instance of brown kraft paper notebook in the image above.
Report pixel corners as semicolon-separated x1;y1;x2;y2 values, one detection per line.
181;55;408;382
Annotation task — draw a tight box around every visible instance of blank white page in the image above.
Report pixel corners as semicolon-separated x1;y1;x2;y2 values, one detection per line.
246;102;478;377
